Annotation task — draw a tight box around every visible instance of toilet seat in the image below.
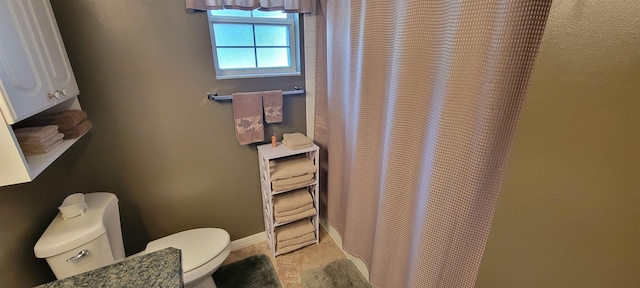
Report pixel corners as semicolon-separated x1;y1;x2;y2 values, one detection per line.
145;228;230;273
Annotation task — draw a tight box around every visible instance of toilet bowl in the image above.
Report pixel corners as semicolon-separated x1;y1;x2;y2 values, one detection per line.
145;228;231;288
34;192;230;288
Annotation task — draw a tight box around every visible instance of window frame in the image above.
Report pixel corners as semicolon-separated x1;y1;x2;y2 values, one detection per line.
207;10;301;79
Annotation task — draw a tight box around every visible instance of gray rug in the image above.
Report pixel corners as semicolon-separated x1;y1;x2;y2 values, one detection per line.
303;259;371;288
212;254;282;288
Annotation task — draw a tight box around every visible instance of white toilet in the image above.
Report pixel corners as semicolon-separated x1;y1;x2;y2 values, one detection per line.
34;192;231;288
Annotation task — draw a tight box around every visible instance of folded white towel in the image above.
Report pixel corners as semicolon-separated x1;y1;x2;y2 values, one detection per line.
277;238;316;254
19;133;63;150
275;219;314;241
270;156;316;181
272;173;314;187
14;125;59;142
282;133;312;146
273;189;313;212
275;203;314;217
17;130;60;145
282;140;313;150
21;137;63;156
272;179;315;192
277;231;315;250
275;207;317;224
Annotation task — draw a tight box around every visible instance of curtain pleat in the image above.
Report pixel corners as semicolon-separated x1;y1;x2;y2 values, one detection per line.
313;0;329;220
186;0;312;12
315;1;551;287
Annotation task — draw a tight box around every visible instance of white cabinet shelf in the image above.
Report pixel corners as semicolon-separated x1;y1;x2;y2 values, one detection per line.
257;142;320;256
0;97;84;186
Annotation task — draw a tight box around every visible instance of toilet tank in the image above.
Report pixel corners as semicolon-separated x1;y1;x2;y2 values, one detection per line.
34;192;126;279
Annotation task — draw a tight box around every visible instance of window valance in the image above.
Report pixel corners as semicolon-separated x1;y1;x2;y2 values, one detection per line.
186;0;313;13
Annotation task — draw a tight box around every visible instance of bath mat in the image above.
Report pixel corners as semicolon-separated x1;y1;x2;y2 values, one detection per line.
212;254;281;288
302;259;371;288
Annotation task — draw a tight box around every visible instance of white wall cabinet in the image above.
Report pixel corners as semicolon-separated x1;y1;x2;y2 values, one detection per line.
0;0;79;125
257;143;320;256
0;0;83;187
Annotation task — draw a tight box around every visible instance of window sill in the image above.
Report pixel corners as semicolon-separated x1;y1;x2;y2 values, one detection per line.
216;71;301;80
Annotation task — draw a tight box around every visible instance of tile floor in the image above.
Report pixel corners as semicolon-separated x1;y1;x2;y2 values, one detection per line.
221;226;347;287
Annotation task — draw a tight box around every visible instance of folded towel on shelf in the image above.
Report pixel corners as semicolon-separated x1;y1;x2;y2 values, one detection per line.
277;231;315;250
273;188;313;212
277;238;316;254
270;157;316;182
282;133;312;146
60;120;93;139
19;133;63;151
17;110;87;130
275;219;315;241
282;132;313;150
272;174;314;193
269;160;276;173
22;139;63;156
13;125;59;142
263;90;283;123
232;92;264;145
20;136;64;156
272;173;314;187
275;206;317;224
275;203;314;218
272;179;315;192
17;129;59;145
282;140;313;150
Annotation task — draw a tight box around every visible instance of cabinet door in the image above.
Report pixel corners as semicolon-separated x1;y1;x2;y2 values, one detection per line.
25;0;78;100
0;0;51;124
0;0;78;124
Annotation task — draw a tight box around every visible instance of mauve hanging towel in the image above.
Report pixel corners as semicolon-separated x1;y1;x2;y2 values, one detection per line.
232;92;264;145
263;90;283;123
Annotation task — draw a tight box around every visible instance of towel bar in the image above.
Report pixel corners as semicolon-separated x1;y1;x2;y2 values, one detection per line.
207;87;305;101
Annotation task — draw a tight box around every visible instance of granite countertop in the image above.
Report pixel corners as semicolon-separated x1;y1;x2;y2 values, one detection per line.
35;247;183;288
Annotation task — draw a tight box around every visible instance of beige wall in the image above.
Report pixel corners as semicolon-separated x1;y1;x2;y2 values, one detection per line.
0;0;306;286
477;0;640;287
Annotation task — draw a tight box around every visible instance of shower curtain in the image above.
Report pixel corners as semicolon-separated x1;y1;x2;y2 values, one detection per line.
314;1;551;287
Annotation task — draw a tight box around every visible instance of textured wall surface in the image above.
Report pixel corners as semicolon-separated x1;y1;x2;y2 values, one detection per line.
477;0;640;287
0;1;305;286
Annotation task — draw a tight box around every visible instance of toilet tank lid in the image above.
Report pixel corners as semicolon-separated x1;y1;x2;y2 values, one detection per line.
34;193;118;258
145;228;230;273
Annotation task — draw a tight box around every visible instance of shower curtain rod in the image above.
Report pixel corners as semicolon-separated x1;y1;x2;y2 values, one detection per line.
207;87;305;101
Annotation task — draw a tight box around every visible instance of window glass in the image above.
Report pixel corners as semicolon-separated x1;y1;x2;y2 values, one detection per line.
257;48;290;67
252;10;288;18
213;24;255;46
255;25;289;46
211;10;251;17
207;8;301;79
217;48;256;69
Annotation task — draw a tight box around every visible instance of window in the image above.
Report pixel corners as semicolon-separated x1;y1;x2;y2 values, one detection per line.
207;9;301;79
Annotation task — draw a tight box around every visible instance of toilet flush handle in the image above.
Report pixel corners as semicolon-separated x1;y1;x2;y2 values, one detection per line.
66;249;90;263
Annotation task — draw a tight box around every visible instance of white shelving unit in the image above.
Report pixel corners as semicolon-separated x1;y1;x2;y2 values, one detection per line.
257;142;320;256
0;0;83;186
